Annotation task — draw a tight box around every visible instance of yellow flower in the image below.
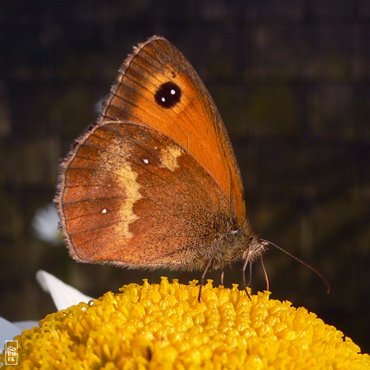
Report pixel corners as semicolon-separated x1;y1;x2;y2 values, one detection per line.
3;278;370;369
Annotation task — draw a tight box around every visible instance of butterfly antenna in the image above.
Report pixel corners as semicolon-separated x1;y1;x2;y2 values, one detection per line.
261;239;331;294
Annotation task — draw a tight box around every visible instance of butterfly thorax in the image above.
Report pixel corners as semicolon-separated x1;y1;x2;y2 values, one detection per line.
189;221;267;271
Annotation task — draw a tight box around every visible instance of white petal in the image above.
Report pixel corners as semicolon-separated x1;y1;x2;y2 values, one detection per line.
36;270;93;311
13;321;38;330
0;317;21;344
32;203;61;245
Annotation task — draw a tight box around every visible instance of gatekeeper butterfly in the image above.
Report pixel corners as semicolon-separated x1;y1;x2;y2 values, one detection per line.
55;35;270;292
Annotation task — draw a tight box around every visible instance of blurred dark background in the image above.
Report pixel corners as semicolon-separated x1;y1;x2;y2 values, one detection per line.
0;0;369;353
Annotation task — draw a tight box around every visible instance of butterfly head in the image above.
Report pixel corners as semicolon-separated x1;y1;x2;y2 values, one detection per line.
244;237;269;262
206;222;268;272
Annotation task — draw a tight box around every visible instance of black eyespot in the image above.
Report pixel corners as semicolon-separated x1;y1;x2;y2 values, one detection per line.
154;82;181;109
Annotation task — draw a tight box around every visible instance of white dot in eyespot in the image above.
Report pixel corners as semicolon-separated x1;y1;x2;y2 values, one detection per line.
101;208;108;214
142;158;149;164
170;89;176;95
161;97;166;102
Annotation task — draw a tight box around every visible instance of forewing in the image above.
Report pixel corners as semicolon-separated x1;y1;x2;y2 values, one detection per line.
100;36;246;226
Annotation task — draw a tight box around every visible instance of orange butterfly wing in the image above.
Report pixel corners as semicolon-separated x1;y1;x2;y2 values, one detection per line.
58;121;234;269
56;36;260;269
100;36;247;228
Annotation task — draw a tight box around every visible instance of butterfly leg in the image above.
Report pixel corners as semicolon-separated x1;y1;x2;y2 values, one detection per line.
220;270;225;286
246;261;253;288
198;258;214;302
260;255;270;291
242;250;252;299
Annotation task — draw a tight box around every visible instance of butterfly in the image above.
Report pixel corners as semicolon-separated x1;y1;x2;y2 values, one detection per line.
55;35;269;295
